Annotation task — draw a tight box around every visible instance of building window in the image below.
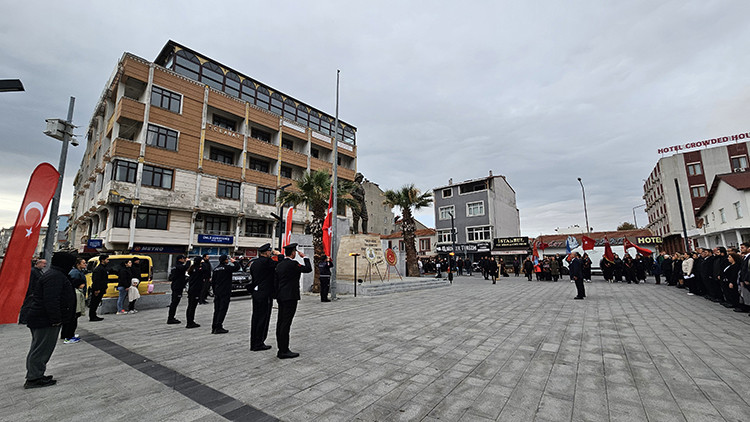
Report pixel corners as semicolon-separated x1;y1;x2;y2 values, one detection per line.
720;208;726;223
442;188;452;198
147;124;178;151
691;185;706;198
257;187;275;205
112;160;138;183
212;115;237;131
466;201;485;217
150;86;181;113
467;226;492;242
209;147;235;165
282;139;294;150
113;205;132;228
251;127;271;143
204;215;231;235
311;148;319;158
249;158;270;173
142;165;173;189
217;179;241;199
136;207;169;230
686;162;702;176
459;181;487;194
245;219;272;238
735;201;743;219
95;173;103;192
437;229;452;244
280;165;292;179
399;240;405;251
731;156;748;172
439;205;454;220
419;238;431;251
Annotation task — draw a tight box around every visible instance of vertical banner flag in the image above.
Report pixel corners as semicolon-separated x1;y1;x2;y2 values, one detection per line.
322;185;334;257
565;236;579;254
603;237;615;262
582;235;595;251
0;163;60;324
532;241;539;264
282;207;294;249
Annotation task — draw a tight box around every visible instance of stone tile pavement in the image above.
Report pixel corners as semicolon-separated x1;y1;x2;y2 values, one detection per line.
2;275;750;421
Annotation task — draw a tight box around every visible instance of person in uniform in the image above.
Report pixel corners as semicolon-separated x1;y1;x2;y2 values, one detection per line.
274;243;312;359
211;254;240;334
318;255;333;302
249;243;280;351
198;254;212;304
167;255;190;324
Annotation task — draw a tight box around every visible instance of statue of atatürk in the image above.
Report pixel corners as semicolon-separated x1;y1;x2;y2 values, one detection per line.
351;172;368;234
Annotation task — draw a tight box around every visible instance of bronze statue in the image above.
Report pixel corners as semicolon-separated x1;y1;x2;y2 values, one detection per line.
351;173;368;234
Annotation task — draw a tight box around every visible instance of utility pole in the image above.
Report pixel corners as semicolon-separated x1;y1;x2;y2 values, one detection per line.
577;178;590;234
42;97;76;259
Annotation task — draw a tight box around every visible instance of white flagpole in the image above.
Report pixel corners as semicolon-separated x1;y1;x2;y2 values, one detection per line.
331;70;340;300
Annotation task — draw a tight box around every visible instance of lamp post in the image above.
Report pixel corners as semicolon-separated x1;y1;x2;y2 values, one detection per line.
632;203;646;228
349;253;360;297
577;177;590;234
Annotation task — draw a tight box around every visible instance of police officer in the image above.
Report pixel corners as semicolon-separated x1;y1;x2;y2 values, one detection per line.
211;254;240;334
318;255;333;302
249;243;280;351
167;255;190;324
274;243;312;359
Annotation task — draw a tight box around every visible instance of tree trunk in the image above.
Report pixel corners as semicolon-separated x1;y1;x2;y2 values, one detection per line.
402;210;419;277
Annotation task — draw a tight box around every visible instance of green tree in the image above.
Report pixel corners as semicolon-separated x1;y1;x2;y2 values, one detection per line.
278;170;356;292
383;184;433;277
617;221;636;231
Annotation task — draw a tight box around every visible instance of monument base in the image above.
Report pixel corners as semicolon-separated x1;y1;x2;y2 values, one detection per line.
335;234;385;282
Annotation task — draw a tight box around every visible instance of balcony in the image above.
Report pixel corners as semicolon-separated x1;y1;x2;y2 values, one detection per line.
205;123;243;150
115;96;145;124
246;136;279;161
280;148;308;168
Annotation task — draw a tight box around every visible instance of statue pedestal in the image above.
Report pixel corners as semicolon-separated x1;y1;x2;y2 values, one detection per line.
335;234;384;281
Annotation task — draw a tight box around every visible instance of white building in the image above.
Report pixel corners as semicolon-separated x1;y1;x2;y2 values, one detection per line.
692;171;750;249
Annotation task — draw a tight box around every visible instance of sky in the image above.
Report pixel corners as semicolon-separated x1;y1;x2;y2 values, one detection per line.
1;0;749;237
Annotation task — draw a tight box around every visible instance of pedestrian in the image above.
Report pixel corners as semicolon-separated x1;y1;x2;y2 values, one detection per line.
249;243;279;350
198;254;212;304
523;257;534;281
128;257;143;313
210;254;240;334
274;243;312;359
570;252;585;299
513;258;520;277
464;259;472;276
185;256;206;328
435;260;442;279
488;258;498;284
61;258;87;344
88;254;109;321
19;259;48;325
318;255;333;302
582;253;592;283
116;260;132;315
723;253;741;307
550;258;560;282
23;252;77;389
167;255;190;324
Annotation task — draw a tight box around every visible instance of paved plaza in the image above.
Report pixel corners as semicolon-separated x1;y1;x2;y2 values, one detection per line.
2;275;750;421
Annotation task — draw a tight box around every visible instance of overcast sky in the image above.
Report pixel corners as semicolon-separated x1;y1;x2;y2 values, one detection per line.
2;1;749;237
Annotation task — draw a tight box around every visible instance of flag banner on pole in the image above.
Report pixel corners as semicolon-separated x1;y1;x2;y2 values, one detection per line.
603;237;615;262
532;241;539;264
623;237;653;256
565;236;579;254
0;163;60;324
538;241;549;251
322;185;333;257
582;235;595;251
282;207;294;249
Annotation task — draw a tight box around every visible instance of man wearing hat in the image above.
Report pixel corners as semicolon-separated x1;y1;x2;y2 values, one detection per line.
274;243;312;359
249;243;280;351
167;255;190;324
211;254;240;334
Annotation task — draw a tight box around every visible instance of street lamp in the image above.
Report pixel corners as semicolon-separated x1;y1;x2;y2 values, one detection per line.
632;203;646;228
577;178;590;234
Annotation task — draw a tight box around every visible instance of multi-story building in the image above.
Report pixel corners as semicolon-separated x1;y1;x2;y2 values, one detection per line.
362;178;396;236
70;41;357;274
643;138;750;252
693;171;750;248
432;171;520;261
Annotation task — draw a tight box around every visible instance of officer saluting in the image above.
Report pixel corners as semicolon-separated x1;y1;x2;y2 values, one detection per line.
249;243;280;351
210;254;240;334
274;243;312;359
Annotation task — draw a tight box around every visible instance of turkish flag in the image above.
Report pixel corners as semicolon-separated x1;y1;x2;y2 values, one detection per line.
0;163;60;324
282;207;294;248
537;242;549;251
623;237;653;257
322;186;333;257
582;235;595;251
603;237;615;262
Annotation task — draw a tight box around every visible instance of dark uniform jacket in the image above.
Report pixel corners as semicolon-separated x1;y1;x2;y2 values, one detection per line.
318;261;333;278
274;257;312;301
170;261;190;292
569;257;583;280
25;265;76;328
188;262;211;297
91;263;109;292
211;262;240;297
250;256;278;298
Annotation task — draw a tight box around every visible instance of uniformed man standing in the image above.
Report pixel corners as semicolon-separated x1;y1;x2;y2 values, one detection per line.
167;255;190;324
249;243;280;351
274;243;312;359
211;254;240;334
318;256;333;302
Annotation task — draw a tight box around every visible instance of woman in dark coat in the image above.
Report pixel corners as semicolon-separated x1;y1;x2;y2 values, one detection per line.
623;255;636;284
722;253;741;307
671;253;683;287
523;257;534;281
582;254;592;282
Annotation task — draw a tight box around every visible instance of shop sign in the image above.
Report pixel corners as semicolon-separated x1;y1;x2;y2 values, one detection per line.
87;239;103;248
131;245;187;254
197;234;233;244
493;237;529;249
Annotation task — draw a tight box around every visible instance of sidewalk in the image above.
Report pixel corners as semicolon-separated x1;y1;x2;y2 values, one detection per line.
2;275;750;421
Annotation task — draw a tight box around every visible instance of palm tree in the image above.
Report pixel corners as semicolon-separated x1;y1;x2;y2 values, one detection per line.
278;170;356;292
383;184;433;277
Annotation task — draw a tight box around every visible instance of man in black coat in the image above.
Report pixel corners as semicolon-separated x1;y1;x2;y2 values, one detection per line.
318;255;333;302
570;252;585;299
712;247;729;304
19;259;47;325
88;254;109;321
167;255;190;324
198;254;212;304
249;244;279;350
274;243;312;359
210;254;240;334
23;252;77;389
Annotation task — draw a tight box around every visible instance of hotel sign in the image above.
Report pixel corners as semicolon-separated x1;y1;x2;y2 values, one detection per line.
636;236;662;244
493;237;529;249
657;131;750;154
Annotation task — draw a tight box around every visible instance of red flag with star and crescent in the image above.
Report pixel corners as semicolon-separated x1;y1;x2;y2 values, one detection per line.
282;207;294;249
0;163;60;324
603;237;615;262
623;237;653;257
322;185;333;257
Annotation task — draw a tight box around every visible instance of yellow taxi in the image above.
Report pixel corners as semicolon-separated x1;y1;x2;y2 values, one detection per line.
86;255;153;298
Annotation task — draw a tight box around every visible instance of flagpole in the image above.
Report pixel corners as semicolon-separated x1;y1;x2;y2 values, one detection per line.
330;70;340;300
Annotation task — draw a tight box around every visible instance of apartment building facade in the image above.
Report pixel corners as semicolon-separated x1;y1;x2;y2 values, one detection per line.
643;138;750;252
70;41;357;272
